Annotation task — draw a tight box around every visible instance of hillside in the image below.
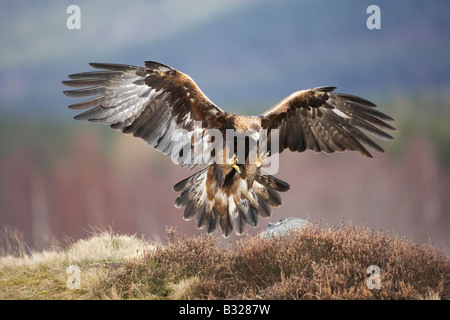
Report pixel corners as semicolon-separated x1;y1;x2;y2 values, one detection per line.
1;0;449;117
0;222;448;300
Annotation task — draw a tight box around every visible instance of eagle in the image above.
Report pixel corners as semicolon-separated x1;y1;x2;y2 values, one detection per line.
63;61;395;237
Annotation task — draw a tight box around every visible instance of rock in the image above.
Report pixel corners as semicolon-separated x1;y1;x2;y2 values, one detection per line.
259;217;309;239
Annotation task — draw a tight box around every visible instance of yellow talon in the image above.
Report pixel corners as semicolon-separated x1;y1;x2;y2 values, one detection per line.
228;154;241;173
256;151;270;168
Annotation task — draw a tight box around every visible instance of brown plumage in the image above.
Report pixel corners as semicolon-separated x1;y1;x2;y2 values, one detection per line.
63;61;395;237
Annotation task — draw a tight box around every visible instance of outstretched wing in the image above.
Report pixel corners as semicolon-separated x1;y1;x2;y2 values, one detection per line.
63;62;227;168
260;87;396;158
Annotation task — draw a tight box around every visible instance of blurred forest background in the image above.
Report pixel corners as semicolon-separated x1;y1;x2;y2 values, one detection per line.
0;0;449;252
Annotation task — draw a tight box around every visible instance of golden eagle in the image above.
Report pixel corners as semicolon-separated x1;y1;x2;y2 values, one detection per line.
63;61;395;237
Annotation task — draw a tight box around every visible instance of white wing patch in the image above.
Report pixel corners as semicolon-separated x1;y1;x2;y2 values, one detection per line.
158;66;172;72
332;108;352;119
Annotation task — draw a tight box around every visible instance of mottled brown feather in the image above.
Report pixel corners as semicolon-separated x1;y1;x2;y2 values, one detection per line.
261;87;395;158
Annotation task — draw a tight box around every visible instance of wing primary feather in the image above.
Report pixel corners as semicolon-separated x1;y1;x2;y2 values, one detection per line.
345;126;385;153
62;79;109;88
355;113;396;132
68;96;104;110
63;87;104;98
89;62;139;71
144;61;174;71
353;118;395;140
343;131;373;158
313;86;337;92
73;106;104;121
335;93;377;107
67;71;122;80
348;102;395;122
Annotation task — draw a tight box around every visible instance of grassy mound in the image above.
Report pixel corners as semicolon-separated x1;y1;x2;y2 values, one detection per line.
0;222;448;300
0;231;152;299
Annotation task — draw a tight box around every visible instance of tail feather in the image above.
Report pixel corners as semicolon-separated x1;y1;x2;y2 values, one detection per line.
193;201;219;235
228;198;245;235
174;189;190;208
206;209;218;234
238;199;258;227
266;188;282;206
256;194;272;218
183;201;199;221
173;166;209;192
174;167;290;237
219;213;233;237
240;204;258;227
253;180;283;207
255;171;290;192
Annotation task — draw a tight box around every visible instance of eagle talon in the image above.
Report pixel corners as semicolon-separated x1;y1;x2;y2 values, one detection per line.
256;152;270;168
228;154;241;173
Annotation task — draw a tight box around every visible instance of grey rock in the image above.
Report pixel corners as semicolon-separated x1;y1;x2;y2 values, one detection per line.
259;217;310;239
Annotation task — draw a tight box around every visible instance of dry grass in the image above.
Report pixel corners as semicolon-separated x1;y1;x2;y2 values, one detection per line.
0;222;448;300
0;230;153;299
